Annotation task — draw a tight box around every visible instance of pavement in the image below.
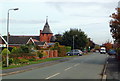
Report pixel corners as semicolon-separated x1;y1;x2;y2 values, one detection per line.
106;55;120;81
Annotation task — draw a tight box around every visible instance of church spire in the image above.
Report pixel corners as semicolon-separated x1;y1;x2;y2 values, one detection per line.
41;16;53;34
46;16;48;23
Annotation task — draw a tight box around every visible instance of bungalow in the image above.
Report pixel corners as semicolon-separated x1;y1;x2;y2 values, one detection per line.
0;35;48;49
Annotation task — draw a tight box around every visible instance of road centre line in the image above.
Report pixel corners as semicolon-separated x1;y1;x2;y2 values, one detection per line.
64;67;72;71
45;73;60;79
74;63;80;67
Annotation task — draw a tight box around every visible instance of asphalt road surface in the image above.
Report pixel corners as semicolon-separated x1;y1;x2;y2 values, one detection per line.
3;53;107;79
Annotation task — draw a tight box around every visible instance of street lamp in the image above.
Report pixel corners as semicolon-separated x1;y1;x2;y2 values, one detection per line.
7;8;19;67
73;35;77;54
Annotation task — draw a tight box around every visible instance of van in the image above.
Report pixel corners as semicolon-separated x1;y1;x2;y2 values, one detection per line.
100;47;106;54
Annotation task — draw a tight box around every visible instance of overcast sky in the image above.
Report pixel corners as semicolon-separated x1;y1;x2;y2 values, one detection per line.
0;0;120;45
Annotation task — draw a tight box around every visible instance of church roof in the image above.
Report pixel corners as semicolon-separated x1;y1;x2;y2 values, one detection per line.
42;17;53;34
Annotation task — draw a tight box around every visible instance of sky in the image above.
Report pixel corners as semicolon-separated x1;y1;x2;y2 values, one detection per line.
0;0;120;45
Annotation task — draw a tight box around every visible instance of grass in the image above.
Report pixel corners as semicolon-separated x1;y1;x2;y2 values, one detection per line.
2;58;62;70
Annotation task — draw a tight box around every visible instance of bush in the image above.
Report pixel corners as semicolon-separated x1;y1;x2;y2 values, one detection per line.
58;45;66;57
20;45;30;53
37;51;43;58
40;50;48;57
2;57;14;66
29;58;36;61
66;46;71;52
13;59;20;64
9;58;14;65
19;59;29;64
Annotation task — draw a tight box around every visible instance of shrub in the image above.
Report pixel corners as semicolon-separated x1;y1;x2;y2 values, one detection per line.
9;58;14;65
66;46;71;52
29;58;36;61
37;51;43;58
19;59;29;64
13;59;20;64
40;50;48;57
58;45;66;57
20;45;30;53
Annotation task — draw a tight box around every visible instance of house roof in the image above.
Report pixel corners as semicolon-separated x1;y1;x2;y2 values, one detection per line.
27;38;47;46
42;17;53;34
34;41;46;46
50;36;56;42
3;36;39;45
0;34;7;44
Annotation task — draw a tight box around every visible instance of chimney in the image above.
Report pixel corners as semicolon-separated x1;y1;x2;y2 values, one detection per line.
40;30;42;34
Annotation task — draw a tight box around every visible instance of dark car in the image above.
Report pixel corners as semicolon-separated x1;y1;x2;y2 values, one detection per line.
66;49;83;56
108;49;116;56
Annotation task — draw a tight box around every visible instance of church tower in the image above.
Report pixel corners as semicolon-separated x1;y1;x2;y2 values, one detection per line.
40;17;53;43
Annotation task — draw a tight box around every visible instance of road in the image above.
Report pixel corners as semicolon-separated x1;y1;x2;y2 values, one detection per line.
3;53;107;79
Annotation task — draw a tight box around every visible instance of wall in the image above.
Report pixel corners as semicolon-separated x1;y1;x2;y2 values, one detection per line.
44;50;58;58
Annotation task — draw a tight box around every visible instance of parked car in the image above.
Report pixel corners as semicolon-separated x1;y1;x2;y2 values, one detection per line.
108;49;116;56
66;49;83;56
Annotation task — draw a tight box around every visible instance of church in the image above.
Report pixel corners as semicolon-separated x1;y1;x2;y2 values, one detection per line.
0;17;56;48
40;17;56;43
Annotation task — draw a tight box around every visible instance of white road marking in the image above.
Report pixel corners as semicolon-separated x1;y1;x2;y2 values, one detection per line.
45;73;60;79
64;67;72;71
74;63;80;67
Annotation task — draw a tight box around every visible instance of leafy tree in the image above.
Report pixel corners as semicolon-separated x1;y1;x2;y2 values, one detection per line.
11;47;19;54
55;34;63;44
103;41;113;51
61;28;88;50
1;48;10;55
94;44;100;50
86;38;95;50
110;7;120;58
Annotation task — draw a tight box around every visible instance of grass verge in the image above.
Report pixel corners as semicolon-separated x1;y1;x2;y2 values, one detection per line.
2;58;62;70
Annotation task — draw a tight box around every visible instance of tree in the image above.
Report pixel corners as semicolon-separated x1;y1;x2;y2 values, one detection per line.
103;41;113;51
55;34;63;44
1;48;10;55
94;44;100;50
86;38;95;50
11;47;19;54
61;28;88;50
110;7;120;59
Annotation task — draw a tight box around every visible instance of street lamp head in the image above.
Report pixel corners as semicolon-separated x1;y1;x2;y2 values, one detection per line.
13;8;19;10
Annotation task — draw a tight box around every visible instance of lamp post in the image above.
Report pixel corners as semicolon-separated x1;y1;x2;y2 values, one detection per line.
7;8;19;67
73;35;77;55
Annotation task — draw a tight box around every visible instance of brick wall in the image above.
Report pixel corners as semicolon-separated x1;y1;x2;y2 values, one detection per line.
44;50;58;58
40;33;53;43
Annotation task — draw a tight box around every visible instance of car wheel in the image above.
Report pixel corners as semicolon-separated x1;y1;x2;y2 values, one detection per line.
78;54;80;56
67;54;70;56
